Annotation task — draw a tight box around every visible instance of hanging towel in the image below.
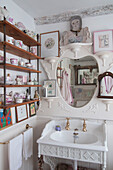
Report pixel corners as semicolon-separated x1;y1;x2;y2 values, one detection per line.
104;76;113;93
8;134;23;170
23;128;33;160
61;70;74;105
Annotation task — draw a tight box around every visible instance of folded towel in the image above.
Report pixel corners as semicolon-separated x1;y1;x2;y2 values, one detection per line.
8;134;23;170
23;128;33;160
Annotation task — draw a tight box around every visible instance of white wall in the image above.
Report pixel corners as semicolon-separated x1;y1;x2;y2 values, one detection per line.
1;1;113;169
36;13;113;170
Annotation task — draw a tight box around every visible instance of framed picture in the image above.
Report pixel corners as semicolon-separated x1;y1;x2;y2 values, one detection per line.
29;103;36;117
0;108;12;130
93;30;113;53
15;105;28;123
40;30;60;58
44;79;57;97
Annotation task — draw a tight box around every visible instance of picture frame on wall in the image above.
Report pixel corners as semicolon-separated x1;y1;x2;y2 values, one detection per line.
93;30;113;53
0;108;12;130
40;30;60;58
15;105;28;123
29;103;36;117
44;79;57;97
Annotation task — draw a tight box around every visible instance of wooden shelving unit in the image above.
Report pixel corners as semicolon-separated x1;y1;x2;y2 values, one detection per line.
0;84;42;87
0;99;40;109
0;19;42;111
0;20;41;46
0;63;41;73
0;42;41;60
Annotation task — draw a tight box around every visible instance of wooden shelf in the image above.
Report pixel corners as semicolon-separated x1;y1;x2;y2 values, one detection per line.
0;63;41;73
0;42;41;60
0;20;41;46
0;84;42;87
0;99;40;109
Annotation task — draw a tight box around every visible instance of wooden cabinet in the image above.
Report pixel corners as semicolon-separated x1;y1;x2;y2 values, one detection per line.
0;19;42;109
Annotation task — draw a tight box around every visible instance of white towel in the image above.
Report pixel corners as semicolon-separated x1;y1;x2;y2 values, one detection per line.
8;134;23;170
23;128;33;160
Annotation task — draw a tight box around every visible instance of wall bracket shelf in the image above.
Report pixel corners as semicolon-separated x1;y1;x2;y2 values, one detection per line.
98;97;113;111
44;57;59;70
42;97;59;108
60;42;92;57
95;51;113;66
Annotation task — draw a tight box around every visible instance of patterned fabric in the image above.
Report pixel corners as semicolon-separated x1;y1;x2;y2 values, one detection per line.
0;109;12;129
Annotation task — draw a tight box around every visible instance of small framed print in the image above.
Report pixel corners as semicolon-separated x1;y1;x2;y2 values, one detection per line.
15;105;28;123
29;103;36;117
0;108;12;130
44;79;57;97
93;30;113;53
40;30;60;58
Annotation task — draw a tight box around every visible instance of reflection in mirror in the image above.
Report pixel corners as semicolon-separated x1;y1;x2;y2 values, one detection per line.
57;56;99;108
99;71;113;97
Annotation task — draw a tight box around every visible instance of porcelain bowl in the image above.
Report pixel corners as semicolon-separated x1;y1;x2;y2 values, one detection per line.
15;98;23;103
50;130;98;144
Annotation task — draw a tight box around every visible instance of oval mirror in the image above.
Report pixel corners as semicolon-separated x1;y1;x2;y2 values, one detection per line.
57;56;99;108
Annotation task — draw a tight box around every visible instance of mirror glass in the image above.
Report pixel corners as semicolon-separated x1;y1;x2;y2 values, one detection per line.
57;56;99;108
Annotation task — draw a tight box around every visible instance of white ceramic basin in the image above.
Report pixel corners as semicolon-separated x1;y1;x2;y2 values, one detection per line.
50;130;98;144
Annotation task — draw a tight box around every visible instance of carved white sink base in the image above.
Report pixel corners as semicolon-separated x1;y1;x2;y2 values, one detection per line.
37;120;107;170
38;143;107;170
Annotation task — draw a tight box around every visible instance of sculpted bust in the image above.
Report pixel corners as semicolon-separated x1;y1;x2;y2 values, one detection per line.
60;16;91;46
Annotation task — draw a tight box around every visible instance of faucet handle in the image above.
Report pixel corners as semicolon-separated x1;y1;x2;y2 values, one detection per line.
65;117;70;130
73;132;78;136
74;128;78;131
83;119;87;132
66;117;70;120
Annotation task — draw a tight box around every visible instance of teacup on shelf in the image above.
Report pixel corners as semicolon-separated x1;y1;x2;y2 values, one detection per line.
15;98;23;103
27;81;34;85
18;59;25;67
25;62;32;68
14;40;23;48
10;58;18;65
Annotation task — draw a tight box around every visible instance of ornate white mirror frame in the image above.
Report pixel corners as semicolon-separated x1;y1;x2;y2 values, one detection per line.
40;43;101;114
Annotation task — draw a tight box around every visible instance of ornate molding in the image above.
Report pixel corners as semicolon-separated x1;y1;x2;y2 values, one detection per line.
35;4;113;25
40;144;103;164
44;156;74;170
40;60;51;79
58;102;71;113
82;103;98;114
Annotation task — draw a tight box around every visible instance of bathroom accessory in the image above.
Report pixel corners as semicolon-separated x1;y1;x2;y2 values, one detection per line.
55;125;61;131
65;117;70;130
0;123;32;144
82;119;87;132
73;130;79;144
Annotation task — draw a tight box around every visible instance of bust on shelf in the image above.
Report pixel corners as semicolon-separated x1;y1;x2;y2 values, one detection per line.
60;15;91;46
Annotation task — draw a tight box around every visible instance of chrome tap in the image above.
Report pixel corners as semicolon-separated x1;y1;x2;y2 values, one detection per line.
82;119;87;132
65;117;70;130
